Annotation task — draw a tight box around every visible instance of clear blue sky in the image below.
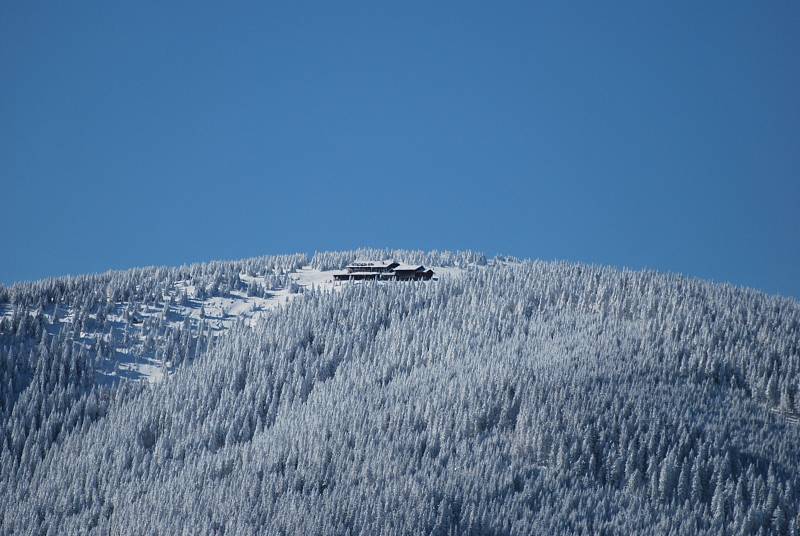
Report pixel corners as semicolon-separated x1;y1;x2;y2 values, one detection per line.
2;2;799;297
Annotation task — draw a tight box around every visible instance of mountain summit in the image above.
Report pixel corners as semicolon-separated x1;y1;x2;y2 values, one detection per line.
1;249;798;534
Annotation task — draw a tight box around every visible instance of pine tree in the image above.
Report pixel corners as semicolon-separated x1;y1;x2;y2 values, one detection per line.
767;373;780;407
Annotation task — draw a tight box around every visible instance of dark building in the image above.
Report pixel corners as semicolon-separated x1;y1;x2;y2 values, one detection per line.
391;264;435;281
332;272;380;281
333;260;434;282
345;261;399;273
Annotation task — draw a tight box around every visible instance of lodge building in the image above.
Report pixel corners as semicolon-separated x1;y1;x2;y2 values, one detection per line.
333;260;435;282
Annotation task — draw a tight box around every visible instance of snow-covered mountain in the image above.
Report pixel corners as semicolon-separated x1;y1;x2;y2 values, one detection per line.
0;253;470;386
1;249;798;534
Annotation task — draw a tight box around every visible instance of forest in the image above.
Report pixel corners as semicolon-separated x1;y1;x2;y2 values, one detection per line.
1;249;798;534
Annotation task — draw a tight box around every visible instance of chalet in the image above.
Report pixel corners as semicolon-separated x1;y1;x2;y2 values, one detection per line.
391;264;435;281
333;260;434;282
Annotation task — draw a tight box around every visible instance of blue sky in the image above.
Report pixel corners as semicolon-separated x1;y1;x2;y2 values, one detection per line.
2;2;799;297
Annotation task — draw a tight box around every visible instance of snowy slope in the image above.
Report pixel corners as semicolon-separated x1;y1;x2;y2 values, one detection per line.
0;263;469;385
3;251;800;535
2;254;800;535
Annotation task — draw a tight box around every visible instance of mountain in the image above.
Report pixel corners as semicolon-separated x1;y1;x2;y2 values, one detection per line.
1;249;798;535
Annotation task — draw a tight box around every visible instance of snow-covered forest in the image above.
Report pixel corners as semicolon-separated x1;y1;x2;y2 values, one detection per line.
1;249;799;534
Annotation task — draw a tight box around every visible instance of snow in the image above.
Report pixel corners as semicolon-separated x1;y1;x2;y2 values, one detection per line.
123;264;469;382
347;260;397;269
292;265;339;290
0;263;472;385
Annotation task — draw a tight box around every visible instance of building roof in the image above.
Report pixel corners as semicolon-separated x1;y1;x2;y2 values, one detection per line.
346;260;399;269
392;264;426;272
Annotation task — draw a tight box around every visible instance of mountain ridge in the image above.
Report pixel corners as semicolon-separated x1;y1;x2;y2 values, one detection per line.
1;250;799;534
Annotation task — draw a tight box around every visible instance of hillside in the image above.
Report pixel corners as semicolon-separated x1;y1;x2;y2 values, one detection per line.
1;250;799;534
